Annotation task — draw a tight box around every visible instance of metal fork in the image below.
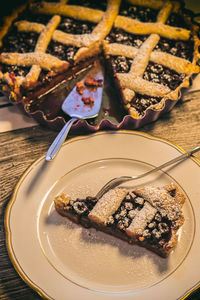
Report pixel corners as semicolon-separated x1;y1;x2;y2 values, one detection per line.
95;145;200;199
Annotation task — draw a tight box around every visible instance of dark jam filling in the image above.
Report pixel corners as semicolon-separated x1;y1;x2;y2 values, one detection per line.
0;28;38;76
106;26;194;63
106;14;193;115
156;37;194;61
130;59;185;114
105;4;194;116
110;56;185;90
0;64;29;78
1;30;38;54
47;42;78;64
65;196;97;228
0;7;95;76
107;192;172;247
57;17;95;34
110;55;132;73
144;62;186;90
67;0;107;11
119;2;191;30
65;192;172;247
0;1;195;118
129;94;162;115
67;196;97;216
106;28;147;47
166;12;191;30
119;3;158;23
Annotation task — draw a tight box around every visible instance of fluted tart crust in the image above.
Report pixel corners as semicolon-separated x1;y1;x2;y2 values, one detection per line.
0;0;199;121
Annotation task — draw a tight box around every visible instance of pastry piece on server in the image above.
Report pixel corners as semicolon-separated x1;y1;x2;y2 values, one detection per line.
54;183;186;258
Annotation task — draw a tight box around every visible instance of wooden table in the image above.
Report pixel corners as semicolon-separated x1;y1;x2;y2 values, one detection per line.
1;89;200;299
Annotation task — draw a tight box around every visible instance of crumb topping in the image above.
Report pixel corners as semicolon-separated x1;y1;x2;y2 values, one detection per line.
76;81;85;95
84;77;103;87
81;96;95;106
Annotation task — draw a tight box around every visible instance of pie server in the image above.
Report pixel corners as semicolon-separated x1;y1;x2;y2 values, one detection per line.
46;61;104;161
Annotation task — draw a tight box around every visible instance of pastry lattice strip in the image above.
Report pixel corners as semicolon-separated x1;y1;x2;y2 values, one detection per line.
117;2;173;102
127;0;180;11
0;0;198;105
87;185;184;228
1;0;191;69
14;17;193;72
54;183;185;257
104;43;195;74
0;11;64;90
0;1;192;76
0;0;121;88
24;15;61;87
30;1;190;40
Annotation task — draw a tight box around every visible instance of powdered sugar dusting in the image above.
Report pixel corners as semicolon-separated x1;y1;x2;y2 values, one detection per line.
127;201;157;236
134;185;184;222
88;188;128;224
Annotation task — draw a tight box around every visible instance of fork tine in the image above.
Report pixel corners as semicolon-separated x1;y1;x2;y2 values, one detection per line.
96;176;132;199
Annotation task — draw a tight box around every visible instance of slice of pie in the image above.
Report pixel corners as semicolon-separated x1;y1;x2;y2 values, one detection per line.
54;183;185;258
0;0;199;124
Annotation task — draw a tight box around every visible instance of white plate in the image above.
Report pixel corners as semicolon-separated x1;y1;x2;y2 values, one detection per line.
5;131;200;300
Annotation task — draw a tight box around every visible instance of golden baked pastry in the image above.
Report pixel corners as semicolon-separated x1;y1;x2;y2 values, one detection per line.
54;183;186;258
0;0;199;123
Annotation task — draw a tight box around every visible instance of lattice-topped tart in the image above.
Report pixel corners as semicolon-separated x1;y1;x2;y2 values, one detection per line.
54;183;185;257
0;0;199;128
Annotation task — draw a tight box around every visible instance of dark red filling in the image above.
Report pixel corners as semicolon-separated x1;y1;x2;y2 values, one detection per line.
104;5;194;116
0;0;196;118
64;191;172;248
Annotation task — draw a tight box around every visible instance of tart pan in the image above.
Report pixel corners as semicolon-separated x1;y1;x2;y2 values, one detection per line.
1;2;200;132
20;71;197;132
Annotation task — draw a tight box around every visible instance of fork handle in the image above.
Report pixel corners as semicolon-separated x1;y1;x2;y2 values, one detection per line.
45;117;78;161
96;145;200;199
133;145;200;180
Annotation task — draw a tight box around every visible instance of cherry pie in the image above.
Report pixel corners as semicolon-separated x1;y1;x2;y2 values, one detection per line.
54;183;185;257
0;0;199;124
